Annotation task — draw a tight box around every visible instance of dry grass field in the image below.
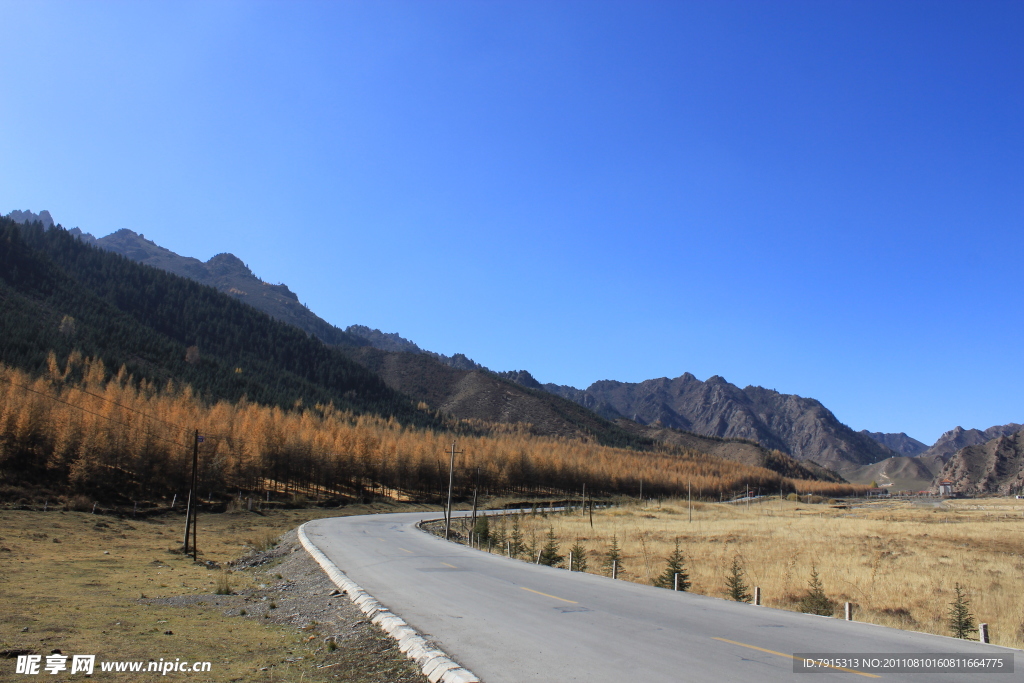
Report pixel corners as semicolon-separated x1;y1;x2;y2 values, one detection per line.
0;500;441;682
490;496;1024;649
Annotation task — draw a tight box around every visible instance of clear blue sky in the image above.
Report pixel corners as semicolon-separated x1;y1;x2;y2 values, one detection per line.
2;1;1022;444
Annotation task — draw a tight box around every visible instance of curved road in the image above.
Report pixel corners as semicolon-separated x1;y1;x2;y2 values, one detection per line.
304;511;1016;682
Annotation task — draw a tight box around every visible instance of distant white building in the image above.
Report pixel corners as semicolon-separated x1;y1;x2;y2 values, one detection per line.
937;480;954;497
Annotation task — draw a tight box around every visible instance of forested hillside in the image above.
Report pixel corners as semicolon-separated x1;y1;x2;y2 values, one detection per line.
0;217;429;424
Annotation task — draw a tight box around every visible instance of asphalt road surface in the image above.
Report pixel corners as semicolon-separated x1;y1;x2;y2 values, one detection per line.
304;511;1017;682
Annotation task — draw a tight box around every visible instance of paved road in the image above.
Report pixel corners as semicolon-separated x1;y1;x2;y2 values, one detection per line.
304;511;1016;682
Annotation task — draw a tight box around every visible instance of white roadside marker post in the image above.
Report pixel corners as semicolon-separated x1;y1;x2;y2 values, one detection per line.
754;586;761;605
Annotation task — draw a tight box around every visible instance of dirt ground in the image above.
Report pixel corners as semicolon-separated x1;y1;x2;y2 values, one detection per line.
0;501;443;682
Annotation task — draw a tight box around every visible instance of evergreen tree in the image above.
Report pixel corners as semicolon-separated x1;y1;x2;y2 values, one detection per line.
539;527;564;567
725;556;751;602
653;538;689;590
473;515;490;545
527;528;539;562
799;565;836;616
602;534;623;576
569;539;588;572
948;583;977;639
490;516;507;551
508;515;525;558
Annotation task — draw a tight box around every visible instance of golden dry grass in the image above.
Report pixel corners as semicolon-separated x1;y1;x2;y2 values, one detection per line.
495;497;1024;648
0;501;439;682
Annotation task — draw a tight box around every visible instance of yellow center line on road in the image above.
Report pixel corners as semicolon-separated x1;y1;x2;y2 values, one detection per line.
520;587;578;604
441;562;458;569
711;637;880;678
398;547;415;554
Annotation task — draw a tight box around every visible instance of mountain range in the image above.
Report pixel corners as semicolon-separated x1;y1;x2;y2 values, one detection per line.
7;209;1020;485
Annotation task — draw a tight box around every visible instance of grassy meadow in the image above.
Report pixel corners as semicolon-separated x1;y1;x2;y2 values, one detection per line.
481;496;1024;649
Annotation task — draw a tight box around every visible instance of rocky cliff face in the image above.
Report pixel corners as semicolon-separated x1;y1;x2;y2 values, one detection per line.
859;431;928;457
937;428;1024;495
534;373;896;471
919;423;1024;461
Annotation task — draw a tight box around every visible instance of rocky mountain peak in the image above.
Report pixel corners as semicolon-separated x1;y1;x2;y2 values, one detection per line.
6;209;54;229
206;252;254;278
497;370;543;390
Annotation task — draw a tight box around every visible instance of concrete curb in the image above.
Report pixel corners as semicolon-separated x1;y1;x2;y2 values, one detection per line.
297;522;481;683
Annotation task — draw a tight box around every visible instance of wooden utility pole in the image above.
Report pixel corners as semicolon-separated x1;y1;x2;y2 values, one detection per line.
444;441;463;540
688;480;692;523
183;430;200;557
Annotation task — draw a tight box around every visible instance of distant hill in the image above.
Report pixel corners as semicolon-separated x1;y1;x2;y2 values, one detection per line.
937;428;1024;496
919;423;1024;461
536;373;896;471
859;431;928;457
844;454;946;492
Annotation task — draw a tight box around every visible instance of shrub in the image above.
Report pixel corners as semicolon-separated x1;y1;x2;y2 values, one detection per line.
799;565;836;616
214;571;232;595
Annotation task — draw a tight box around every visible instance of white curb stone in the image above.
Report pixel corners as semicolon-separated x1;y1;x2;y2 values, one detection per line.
298;523;481;683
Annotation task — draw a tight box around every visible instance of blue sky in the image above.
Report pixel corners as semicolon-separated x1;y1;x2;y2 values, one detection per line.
2;1;1021;444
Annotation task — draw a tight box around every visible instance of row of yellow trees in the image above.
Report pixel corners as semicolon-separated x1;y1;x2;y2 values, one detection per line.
0;352;867;502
